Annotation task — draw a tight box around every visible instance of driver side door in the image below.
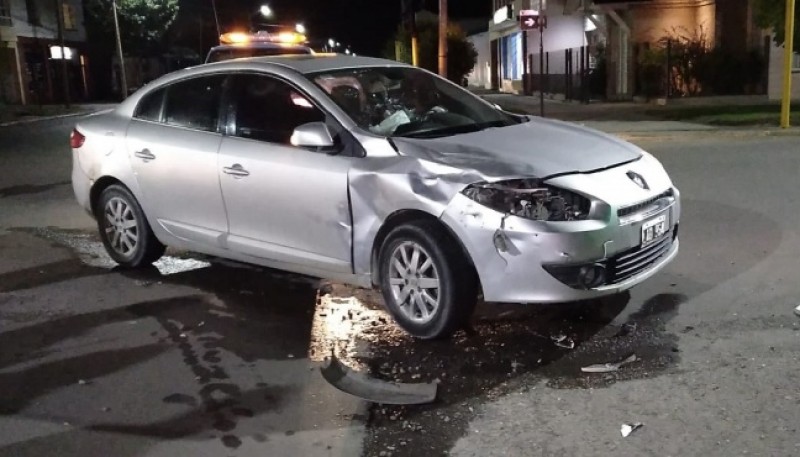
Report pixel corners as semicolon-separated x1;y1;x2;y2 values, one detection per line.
217;73;356;274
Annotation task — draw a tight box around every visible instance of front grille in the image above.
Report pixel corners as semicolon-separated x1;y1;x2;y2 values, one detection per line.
607;232;673;284
618;189;674;218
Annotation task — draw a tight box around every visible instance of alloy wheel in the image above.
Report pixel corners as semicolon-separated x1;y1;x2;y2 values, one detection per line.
103;197;139;257
388;241;441;324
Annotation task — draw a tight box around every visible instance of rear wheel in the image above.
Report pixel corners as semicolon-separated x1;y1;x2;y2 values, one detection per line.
378;220;478;339
96;184;165;268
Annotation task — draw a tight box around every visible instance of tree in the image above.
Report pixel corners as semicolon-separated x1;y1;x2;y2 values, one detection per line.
388;18;478;85
84;0;180;56
754;0;800;50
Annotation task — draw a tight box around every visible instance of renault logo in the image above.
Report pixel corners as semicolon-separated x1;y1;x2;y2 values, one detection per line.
627;171;649;190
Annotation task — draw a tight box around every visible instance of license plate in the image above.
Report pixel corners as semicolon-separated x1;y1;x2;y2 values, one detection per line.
641;214;668;246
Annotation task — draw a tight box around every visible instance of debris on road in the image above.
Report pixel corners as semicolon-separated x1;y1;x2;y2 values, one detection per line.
78;379;90;385
551;334;575;349
320;353;437;405
581;354;638;373
614;322;637;337
621;422;643;437
794;304;800;317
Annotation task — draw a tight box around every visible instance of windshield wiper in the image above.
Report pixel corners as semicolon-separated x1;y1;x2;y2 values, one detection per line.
395;120;510;139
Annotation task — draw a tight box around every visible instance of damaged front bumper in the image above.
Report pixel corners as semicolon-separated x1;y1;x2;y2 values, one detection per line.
440;189;680;304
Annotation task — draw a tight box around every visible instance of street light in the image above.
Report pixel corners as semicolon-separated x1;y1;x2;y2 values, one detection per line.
259;5;272;17
295;23;306;34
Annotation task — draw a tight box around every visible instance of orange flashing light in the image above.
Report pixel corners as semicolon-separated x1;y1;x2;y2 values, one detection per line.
219;31;307;46
220;32;249;45
277;32;306;44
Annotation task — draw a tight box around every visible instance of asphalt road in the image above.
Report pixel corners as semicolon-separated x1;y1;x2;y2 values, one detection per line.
1;115;799;457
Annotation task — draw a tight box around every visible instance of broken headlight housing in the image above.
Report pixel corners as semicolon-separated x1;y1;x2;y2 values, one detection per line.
462;179;591;221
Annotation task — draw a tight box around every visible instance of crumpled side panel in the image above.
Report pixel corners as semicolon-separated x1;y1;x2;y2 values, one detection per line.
348;147;486;278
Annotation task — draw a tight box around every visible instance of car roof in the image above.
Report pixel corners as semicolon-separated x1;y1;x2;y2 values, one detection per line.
207;43;312;52
204;54;412;74
116;55;415;118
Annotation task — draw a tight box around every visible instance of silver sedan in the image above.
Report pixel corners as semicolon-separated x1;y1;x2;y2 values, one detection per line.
71;55;680;339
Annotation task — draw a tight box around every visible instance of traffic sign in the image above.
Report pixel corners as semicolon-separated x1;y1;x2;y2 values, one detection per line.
518;11;547;30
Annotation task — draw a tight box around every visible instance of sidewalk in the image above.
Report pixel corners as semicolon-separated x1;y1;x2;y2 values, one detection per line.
0;103;116;127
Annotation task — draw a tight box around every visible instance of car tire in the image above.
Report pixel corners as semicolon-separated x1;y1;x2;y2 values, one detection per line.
96;184;165;268
378;220;478;340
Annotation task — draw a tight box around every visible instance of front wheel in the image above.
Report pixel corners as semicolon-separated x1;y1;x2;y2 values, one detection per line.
96;184;165;268
378;220;478;339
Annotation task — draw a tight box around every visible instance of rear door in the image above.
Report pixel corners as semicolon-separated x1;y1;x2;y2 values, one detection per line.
126;75;229;246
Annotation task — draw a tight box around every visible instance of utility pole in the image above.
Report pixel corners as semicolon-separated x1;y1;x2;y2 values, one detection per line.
539;0;545;117
211;0;221;39
401;0;419;66
112;0;128;98
54;0;70;107
780;0;796;128
411;11;419;66
438;0;447;78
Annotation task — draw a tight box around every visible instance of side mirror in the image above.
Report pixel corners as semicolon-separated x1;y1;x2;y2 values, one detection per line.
290;122;335;149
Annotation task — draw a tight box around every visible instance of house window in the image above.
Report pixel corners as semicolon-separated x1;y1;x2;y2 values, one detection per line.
0;0;12;26
501;32;523;80
62;2;77;30
26;0;39;26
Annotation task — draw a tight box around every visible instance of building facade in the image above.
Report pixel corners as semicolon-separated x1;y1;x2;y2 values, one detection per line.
477;0;793;100
0;0;89;105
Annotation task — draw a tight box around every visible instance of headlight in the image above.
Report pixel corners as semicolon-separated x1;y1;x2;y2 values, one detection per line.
462;179;591;221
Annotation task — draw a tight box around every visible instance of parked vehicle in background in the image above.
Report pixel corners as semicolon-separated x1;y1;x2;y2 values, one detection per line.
205;30;313;63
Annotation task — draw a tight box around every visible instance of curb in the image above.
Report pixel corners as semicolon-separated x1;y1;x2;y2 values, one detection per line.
0;107;114;128
609;128;800;140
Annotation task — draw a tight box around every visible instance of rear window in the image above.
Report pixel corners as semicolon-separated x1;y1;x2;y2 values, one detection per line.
134;88;165;122
163;76;226;132
206;46;312;63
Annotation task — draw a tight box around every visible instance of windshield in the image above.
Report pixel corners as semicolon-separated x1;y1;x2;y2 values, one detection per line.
307;67;522;138
206;46;311;63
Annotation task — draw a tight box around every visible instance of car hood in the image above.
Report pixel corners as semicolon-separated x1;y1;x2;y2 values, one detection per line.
391;117;642;179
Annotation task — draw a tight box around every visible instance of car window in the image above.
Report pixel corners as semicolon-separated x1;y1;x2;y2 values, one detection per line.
134;88;165;122
163;75;226;132
231;74;325;145
308;67;522;138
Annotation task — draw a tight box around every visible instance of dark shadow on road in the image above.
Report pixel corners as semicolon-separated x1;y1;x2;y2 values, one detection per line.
0;182;71;198
0;258;105;293
0;345;168;414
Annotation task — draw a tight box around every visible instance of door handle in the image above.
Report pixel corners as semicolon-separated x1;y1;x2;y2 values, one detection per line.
223;164;250;178
134;148;156;162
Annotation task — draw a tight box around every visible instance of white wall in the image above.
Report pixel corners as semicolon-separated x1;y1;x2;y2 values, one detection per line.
526;0;585;73
767;40;800;100
467;31;491;89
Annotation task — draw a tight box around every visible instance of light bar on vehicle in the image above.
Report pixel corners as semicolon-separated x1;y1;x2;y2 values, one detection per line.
219;30;307;46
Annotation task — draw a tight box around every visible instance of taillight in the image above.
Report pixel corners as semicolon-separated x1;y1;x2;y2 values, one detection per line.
70;128;85;149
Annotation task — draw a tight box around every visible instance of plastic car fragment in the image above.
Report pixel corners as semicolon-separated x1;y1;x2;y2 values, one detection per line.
620;422;643;437
320;353;438;405
551;334;575;349
581;354;638;373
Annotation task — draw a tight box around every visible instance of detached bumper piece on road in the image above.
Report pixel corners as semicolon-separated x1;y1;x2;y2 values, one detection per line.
321;354;438;405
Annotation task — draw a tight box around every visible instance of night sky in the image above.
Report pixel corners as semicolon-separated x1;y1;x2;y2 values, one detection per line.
179;0;492;57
